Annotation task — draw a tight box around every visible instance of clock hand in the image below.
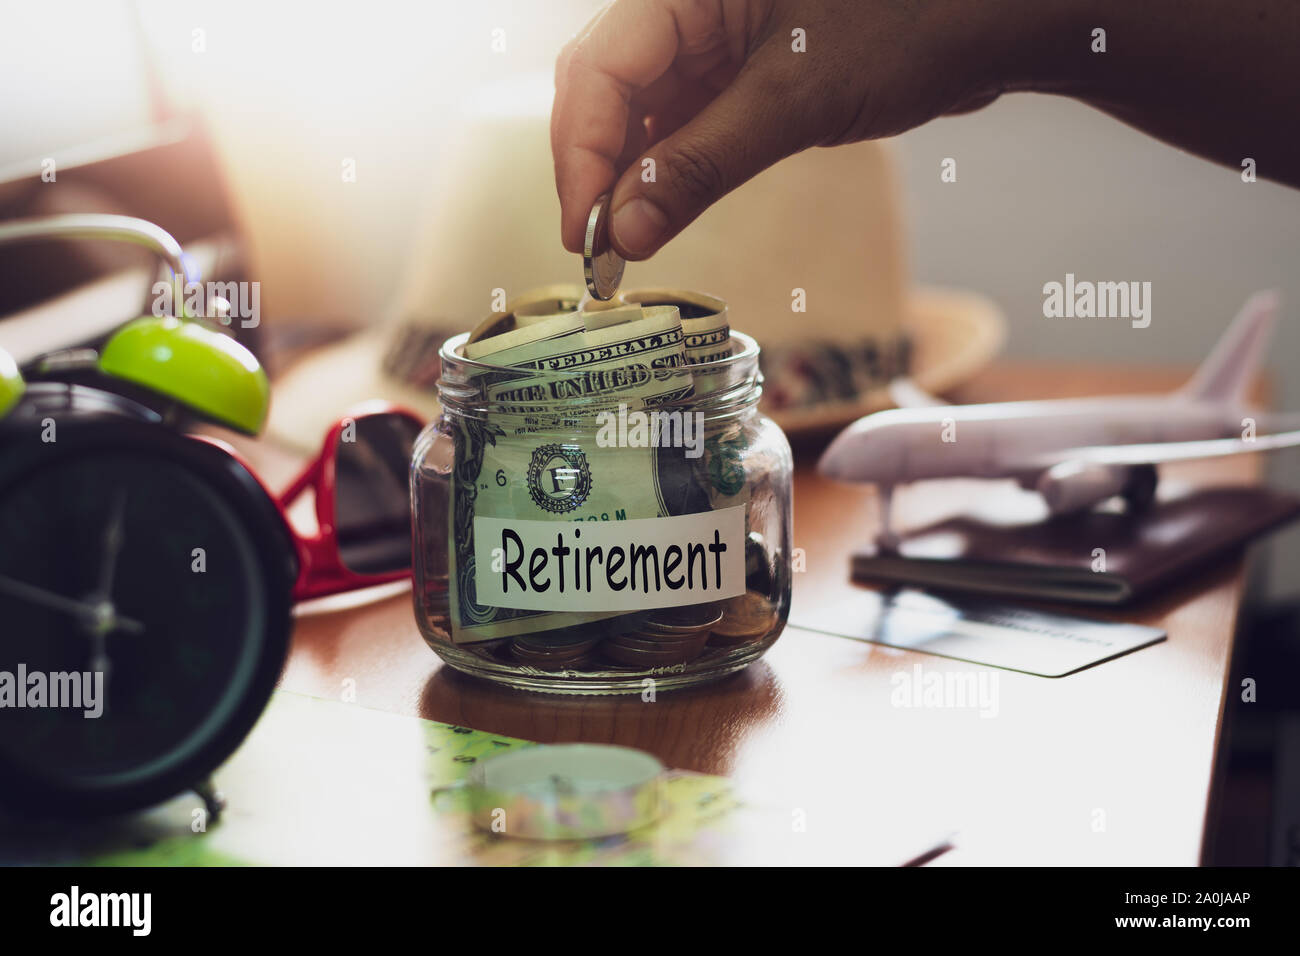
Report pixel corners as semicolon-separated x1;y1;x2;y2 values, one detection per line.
94;488;128;600
0;573;144;634
83;488;135;677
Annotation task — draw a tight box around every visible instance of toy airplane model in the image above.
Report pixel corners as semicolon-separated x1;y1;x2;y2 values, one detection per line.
818;291;1300;546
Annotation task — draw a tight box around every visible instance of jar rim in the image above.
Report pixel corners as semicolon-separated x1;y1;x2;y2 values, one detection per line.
438;328;760;377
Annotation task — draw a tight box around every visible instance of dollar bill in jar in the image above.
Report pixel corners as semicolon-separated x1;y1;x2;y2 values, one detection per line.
620;288;731;366
445;301;750;644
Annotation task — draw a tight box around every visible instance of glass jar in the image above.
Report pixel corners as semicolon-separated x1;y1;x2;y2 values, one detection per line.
411;328;792;694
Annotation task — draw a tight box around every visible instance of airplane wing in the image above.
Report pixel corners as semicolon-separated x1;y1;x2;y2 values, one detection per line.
888;377;949;408
1023;425;1300;470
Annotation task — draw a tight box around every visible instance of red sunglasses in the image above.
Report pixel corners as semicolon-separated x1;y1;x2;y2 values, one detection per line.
273;402;425;601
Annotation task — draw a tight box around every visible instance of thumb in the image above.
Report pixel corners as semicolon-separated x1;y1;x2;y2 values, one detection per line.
608;54;811;260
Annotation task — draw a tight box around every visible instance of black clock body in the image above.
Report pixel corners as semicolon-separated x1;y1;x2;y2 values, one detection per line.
0;383;297;817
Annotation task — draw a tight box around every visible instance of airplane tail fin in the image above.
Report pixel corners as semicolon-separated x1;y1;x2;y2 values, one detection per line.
1181;290;1280;404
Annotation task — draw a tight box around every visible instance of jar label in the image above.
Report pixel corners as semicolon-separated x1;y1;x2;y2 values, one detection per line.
446;415;750;643
472;506;747;613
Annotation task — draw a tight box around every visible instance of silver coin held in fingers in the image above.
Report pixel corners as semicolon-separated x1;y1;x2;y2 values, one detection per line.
583;193;625;301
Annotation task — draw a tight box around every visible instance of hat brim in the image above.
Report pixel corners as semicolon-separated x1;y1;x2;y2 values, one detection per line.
267;285;1006;450
766;286;1007;436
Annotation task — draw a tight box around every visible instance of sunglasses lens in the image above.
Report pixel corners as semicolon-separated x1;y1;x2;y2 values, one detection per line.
335;413;422;575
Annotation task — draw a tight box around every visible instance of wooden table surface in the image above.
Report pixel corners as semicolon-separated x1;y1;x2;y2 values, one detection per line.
264;361;1263;865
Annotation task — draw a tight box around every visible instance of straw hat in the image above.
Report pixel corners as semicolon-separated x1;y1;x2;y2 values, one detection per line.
268;73;1004;448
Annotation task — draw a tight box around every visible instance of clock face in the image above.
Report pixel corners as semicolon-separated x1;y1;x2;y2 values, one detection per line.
0;424;293;814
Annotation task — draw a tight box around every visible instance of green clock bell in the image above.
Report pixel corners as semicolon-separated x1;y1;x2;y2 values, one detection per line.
0;215;294;819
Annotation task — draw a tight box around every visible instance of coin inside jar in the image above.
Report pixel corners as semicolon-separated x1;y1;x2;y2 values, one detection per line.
583;193;625;301
709;590;778;646
602;629;711;667
644;601;724;630
601;603;718;667
512;633;601;670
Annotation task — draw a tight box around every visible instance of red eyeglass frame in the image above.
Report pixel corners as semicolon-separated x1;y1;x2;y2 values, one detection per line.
274;401;424;601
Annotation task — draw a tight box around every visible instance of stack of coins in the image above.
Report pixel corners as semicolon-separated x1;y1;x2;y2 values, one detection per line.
511;633;601;670
708;590;778;647
601;604;722;667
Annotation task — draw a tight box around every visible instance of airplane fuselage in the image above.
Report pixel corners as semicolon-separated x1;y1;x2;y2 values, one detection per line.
820;395;1251;485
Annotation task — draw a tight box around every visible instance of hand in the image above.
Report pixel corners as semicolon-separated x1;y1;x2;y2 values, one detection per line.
553;0;1300;256
551;0;1015;260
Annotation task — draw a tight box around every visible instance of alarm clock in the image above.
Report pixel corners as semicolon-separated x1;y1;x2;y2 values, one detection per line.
0;215;295;818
